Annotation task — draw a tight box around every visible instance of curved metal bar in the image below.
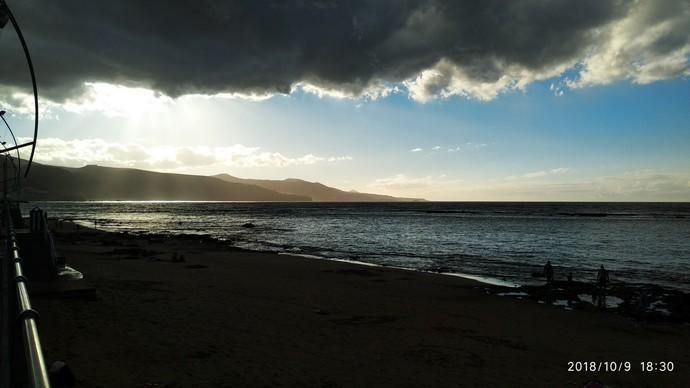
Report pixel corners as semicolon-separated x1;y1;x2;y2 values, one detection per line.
2;2;38;177
0;113;21;175
0;141;33;154
0;113;21;191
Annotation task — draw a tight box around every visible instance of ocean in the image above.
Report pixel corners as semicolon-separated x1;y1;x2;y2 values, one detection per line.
30;201;690;291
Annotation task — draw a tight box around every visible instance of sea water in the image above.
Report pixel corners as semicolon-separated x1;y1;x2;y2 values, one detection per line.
31;201;690;291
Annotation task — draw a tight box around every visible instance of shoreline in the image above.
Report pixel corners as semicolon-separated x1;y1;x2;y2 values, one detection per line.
28;221;690;387
65;221;690;323
70;219;522;288
37;201;690;293
71;222;664;288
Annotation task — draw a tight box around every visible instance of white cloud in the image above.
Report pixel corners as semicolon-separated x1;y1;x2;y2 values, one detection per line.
467;142;488;149
327;156;353;162
404;57;570;102
404;2;690;102
448;142;488;152
370;173;462;190
294;81;399;101
0;88;62;120
367;169;690;201
508;171;690;201
505;167;570;181
25;137;352;171
199;91;277;102
1;82;280;120
592;170;690;200
568;1;690;89
410;143;488;154
549;83;565;97
524;167;570;178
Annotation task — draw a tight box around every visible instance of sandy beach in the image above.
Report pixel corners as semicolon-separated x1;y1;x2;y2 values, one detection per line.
31;225;690;387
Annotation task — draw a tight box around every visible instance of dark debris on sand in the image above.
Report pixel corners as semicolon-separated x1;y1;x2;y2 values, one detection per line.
488;280;690;323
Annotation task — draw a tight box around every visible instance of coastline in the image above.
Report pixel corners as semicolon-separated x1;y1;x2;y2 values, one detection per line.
67;220;690;323
35;201;690;292
32;222;690;387
73;218;523;288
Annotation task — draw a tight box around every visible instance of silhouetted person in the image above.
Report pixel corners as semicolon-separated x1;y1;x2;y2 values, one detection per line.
544;260;554;284
597;265;609;289
596;265;610;309
567;272;573;282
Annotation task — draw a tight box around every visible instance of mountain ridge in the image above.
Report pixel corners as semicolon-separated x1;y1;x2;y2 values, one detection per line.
11;162;309;201
4;161;424;202
214;173;425;202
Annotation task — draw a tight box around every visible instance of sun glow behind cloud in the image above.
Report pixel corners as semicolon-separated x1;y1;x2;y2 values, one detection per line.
62;83;173;118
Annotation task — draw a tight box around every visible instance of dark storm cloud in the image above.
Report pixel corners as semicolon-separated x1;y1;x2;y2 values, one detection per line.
0;0;686;102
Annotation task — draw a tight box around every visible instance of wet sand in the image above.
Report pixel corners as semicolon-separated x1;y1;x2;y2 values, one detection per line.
32;225;690;387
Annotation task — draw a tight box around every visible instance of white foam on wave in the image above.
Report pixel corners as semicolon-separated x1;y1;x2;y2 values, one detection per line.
442;272;519;288
278;252;380;267
279;252;520;287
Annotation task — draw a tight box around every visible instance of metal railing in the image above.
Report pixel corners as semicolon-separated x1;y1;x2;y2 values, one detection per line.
5;204;51;387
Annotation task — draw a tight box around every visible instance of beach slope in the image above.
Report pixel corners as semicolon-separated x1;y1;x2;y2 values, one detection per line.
33;227;690;387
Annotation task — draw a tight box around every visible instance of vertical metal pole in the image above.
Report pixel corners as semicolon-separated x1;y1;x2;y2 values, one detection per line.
3;156;7;201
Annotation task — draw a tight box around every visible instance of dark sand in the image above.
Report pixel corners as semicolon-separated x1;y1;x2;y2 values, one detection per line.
31;226;690;387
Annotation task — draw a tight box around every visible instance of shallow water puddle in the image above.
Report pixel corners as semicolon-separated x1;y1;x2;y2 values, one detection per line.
577;294;624;309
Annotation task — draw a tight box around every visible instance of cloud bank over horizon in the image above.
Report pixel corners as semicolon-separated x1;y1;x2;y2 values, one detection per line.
21;137;352;173
370;170;690;202
1;0;689;109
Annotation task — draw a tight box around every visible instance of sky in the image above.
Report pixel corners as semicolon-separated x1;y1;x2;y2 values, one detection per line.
0;0;689;201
